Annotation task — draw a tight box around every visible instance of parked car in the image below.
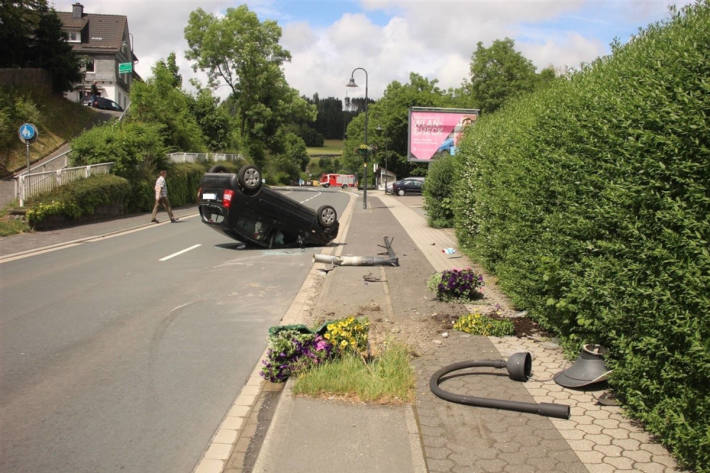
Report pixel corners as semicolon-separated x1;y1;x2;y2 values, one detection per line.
92;97;123;112
197;165;339;248
391;177;425;196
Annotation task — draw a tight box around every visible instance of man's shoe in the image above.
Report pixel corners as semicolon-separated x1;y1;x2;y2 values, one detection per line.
151;219;159;223
170;218;178;223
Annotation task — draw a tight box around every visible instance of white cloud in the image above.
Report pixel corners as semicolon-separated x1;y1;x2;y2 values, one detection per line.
51;0;689;101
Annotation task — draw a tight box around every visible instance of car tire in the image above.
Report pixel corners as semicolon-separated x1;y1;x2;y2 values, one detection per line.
316;205;337;228
397;189;405;196
208;165;229;173
342;184;348;189
238;165;262;194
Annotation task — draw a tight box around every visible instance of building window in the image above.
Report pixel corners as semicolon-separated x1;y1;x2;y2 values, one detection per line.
68;31;80;43
85;57;94;72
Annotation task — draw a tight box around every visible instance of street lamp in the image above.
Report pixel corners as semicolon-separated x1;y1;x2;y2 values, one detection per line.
376;125;388;192
347;67;368;209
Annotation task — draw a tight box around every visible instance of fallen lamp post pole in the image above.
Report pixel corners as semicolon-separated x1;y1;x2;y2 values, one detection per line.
313;236;398;267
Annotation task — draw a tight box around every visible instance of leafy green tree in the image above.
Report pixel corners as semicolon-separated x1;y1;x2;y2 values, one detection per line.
70;121;169;210
184;5;315;166
0;0;45;67
130;54;206;152
467;38;538;113
0;1;81;93
29;4;81;92
188;86;233;152
344;73;453;178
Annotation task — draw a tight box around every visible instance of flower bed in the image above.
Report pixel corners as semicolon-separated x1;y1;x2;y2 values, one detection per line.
261;317;370;383
427;268;484;301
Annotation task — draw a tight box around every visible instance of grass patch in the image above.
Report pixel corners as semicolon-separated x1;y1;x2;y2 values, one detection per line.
2;85;105;175
293;340;414;404
0;203;29;236
307;139;343;156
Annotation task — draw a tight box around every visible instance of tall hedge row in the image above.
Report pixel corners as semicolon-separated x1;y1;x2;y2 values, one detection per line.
454;3;709;471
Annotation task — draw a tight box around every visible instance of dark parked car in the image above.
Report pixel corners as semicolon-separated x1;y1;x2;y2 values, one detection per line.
392;177;425;196
92;97;123;112
197;165;339;248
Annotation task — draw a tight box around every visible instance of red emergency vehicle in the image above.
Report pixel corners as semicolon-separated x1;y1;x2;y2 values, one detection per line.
319;173;357;189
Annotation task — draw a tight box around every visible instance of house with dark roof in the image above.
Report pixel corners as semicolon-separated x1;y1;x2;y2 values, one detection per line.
57;3;139;110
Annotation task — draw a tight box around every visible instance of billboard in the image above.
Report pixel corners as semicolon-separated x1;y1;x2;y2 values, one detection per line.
407;107;479;162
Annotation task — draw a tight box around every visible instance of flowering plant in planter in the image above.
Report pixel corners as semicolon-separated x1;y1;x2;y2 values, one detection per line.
427;268;484;301
323;316;370;355
260;329;333;383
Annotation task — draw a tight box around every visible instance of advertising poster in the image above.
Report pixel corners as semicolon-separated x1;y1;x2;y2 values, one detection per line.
407;107;479;162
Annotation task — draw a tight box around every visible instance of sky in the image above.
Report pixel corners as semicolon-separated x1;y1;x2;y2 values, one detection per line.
50;0;691;100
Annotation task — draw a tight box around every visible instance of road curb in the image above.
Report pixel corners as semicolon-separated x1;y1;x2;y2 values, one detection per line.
191;193;358;473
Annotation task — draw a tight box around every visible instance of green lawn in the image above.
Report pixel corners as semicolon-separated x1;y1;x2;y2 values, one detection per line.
307;139;343;156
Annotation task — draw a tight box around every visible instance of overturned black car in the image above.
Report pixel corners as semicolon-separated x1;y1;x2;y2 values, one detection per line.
197;165;339;248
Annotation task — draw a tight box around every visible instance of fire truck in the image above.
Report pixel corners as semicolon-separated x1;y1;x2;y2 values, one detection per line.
319;173;357;189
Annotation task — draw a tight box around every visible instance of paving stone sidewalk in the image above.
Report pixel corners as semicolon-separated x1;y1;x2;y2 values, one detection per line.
380;192;685;473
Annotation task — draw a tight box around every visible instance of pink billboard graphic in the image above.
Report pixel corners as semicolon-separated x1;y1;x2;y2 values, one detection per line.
407;107;479;162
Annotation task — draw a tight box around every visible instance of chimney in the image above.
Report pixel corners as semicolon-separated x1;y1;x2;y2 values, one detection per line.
72;3;84;19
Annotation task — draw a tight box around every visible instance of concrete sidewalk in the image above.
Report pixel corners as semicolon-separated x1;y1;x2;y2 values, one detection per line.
226;191;684;473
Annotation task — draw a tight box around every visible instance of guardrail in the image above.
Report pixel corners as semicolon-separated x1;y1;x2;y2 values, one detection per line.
167;152;243;163
16;162;114;206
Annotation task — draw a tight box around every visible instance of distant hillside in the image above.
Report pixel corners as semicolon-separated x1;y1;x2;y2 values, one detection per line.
1;84;107;177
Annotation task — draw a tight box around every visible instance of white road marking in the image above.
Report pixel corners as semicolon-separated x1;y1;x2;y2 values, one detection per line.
159;244;201;262
300;192;322;203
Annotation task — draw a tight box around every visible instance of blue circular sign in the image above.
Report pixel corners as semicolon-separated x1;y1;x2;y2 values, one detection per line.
19;123;38;143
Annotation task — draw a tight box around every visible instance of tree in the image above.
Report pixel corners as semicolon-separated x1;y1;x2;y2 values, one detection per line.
30;4;82;92
130;55;206;152
467;38;538;114
0;1;81;93
184;5;315;166
343;73;454;177
188;86;233;152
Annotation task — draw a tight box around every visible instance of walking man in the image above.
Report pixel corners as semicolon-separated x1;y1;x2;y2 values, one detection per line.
151;170;177;223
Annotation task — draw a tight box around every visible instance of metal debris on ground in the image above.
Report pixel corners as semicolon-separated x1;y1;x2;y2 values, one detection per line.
313;236;399;267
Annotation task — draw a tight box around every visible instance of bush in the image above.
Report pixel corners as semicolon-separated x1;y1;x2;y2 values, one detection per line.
166;163;206;207
454;3;710;470
423;154;456;227
26;174;131;229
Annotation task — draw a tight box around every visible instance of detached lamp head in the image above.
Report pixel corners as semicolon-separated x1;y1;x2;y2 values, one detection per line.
554;344;612;388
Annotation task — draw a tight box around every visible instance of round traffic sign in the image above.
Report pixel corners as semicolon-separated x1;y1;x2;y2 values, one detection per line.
18;123;38;143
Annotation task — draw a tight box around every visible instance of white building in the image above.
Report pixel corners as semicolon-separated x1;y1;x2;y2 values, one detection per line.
57;3;139;110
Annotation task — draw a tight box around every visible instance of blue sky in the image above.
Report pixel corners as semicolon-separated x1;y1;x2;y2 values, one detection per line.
52;0;691;99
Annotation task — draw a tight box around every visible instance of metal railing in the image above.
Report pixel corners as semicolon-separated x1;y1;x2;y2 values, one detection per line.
16;150;71;176
167;152;243;163
16;162;114;206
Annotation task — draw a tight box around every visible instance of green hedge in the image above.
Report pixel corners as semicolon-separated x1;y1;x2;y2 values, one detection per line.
423;154;456;228
25;162;210;228
454;3;709;471
27;174;131;229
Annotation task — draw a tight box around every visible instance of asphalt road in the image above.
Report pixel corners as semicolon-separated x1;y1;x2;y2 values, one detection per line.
0;188;350;473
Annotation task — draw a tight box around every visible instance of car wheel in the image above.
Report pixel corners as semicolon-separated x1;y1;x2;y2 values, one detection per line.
208;165;228;173
317;205;337;228
238;165;262;193
397;189;405;196
342;184;348;189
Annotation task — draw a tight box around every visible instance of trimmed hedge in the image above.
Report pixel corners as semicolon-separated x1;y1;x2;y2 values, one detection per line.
26;162;210;229
27;174;131;229
423;154;456;228
454;3;709;471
